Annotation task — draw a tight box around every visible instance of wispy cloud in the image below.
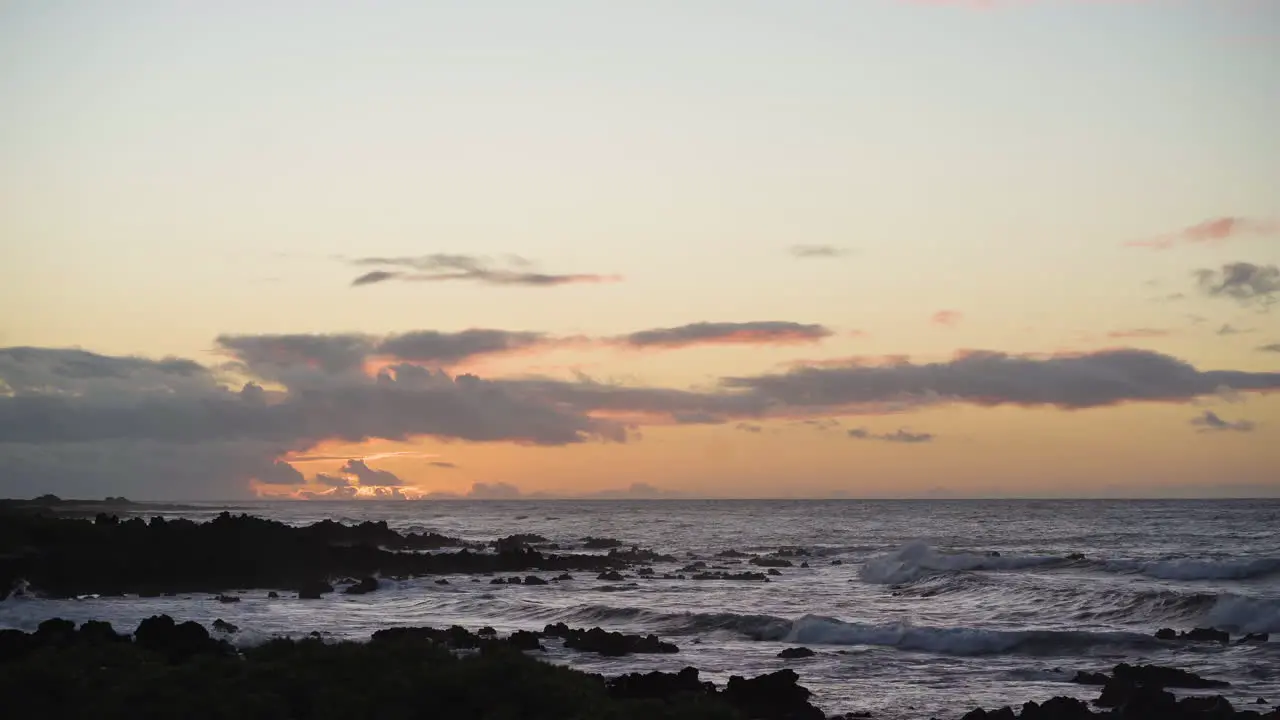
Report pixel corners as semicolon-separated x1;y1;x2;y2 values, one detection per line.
848;427;935;443
1258;343;1280;353
620;321;833;349
1216;324;1253;336
1127;217;1278;250
1106;328;1171;339
348;254;621;288
1190;410;1255;433
789;244;849;259
931;310;963;327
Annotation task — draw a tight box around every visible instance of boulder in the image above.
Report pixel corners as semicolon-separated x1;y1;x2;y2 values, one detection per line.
777;647;815;659
522;576;548;586
297;580;334;599
211;619;238;633
343;576;379;595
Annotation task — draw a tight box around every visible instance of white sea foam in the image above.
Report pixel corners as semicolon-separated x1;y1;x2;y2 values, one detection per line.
858;541;1063;584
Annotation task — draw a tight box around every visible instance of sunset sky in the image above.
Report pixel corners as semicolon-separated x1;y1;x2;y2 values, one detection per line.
1;0;1277;500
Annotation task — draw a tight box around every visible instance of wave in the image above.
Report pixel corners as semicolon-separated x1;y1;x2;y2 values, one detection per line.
1101;557;1280;582
1205;595;1280;634
858;542;1066;584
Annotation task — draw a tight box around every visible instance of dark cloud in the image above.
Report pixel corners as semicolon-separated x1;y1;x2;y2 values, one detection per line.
254;461;307;485
789;245;847;258
216;334;375;377
848;428;935;443
1190;410;1255;433
1216;324;1252;336
722;348;1280;411
1195;262;1280;307
1259;343;1280;353
339;458;405;486
621;321;832;349
428;461;458;468
348;254;620;288
351;270;401;286
377;329;548;364
735;422;763;433
315;473;353;488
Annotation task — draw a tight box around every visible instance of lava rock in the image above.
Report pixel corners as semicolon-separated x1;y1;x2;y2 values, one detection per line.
523;576;548;586
343;576;380;595
211;619;238;634
597;571;625;581
748;557;793;568
297;580;334;599
542;623;678;656
778;647;815;659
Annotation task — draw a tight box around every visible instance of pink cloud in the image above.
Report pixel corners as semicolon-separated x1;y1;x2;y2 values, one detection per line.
931;310;964;327
1125;217;1278;250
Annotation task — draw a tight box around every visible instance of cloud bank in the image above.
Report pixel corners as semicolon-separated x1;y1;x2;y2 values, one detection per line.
348;254;620;288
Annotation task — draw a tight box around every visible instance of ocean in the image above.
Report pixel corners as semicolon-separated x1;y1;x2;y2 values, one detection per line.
3;499;1277;718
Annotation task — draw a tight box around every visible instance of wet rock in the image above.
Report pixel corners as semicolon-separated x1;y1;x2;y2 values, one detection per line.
1239;632;1269;644
777;647;815;659
495;533;548;547
1071;671;1109;686
1111;662;1230;689
776;548;811;557
691;571;767;581
434;579;449;585
607;547;677;563
1180;627;1230;644
78;620;127;644
133;615;229;662
606;667;715;702
297;580;334;599
554;573;573;581
542;623;678;656
831;559;843;566
1154;627;1177;640
581;537;623;549
715;549;751;558
505;577;521;584
522;575;548;586
1066;552;1086;561
767;569;782;576
800;561;810;568
215;594;240;603
597;571;624;581
723;668;824;720
489;578;505;585
477;627;497;636
507;630;543;651
748;557;793;568
636;567;655;576
267;591;279;598
211;619;238;633
343;576;379;595
679;562;707;572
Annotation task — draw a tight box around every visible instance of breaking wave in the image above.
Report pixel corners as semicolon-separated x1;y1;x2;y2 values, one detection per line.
858;542;1067;584
1102;557;1280;582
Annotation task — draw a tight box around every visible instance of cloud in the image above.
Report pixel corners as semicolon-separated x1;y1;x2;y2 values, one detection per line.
348;254;620;288
848;427;935;443
1216;324;1253;336
1259;343;1280;353
620;321;833;349
1127;217;1278;250
578;482;684;499
216;333;375;377
1190;410;1255;433
931;310;963;327
253;460;306;485
428;461;458;468
735;422;763;433
377;329;550;364
789;244;848;258
315;473;353;488
1106;328;1171;339
466;481;522;499
1195;262;1280;307
721;348;1280;411
338;458;405;486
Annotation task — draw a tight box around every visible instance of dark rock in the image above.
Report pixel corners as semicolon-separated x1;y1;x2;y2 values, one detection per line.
78;620;126;644
776;548;811;557
133;615;228;662
542;623;678;656
767;569;782;576
507;630;543;651
215;594;240;603
477;627;497;636
1178;695;1234;715
691;571;767;581
505;577;521;584
434;578;449;585
343;576;379;595
606;666;715;702
715;549;750;558
489;578;505;585
523;575;548;586
581;537;623;549
297;580;334;599
748;557;793;568
1155;627;1177;640
597;571;624;581
800;561;810;568
636;567;655;576
778;647;815;659
1071;671;1109;686
680;562;708;572
723;668;824;720
1258;698;1269;704
831;560;843;566
1066;552;1086;560
211;619;238;633
1112;662;1230;689
1180;627;1230;644
1239;632;1270;644
554;573;573;581
267;591;280;598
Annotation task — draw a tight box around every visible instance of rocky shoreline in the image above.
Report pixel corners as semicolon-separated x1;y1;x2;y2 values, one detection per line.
1;616;1275;719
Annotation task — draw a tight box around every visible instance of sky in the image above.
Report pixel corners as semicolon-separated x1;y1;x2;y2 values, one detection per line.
0;0;1277;500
